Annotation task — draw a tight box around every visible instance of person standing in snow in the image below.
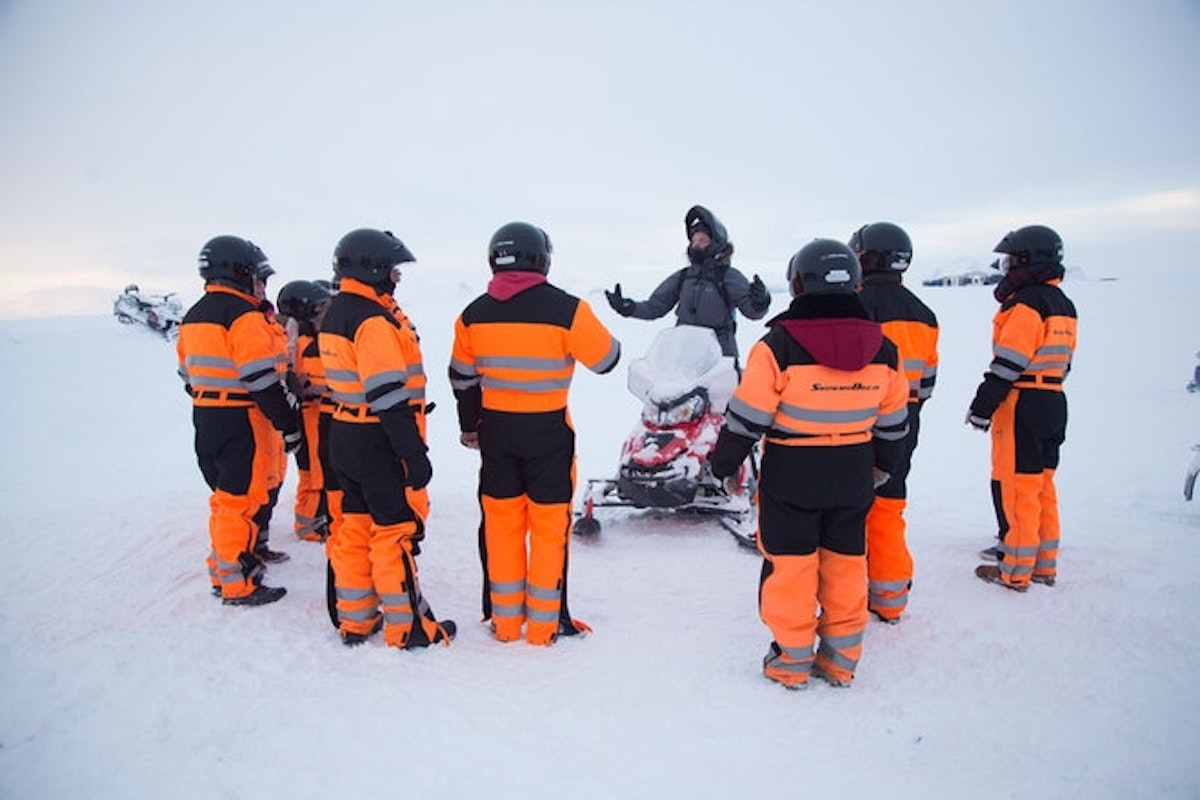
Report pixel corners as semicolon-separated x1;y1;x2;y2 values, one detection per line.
276;279;334;543
249;296;292;564
450;222;620;646
708;239;909;689
177;235;303;607
968;225;1077;592
604;204;771;367
849;222;939;624
319;228;455;648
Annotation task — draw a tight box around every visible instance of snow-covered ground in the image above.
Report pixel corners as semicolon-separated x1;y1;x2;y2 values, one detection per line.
1;268;1197;799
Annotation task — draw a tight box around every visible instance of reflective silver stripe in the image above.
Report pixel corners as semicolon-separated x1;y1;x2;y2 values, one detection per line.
990;362;1024;381
1000;561;1034;578
243;372;279;392
765;644;813;675
339;587;377;601
379;592;409;607
868;591;908;609
482;376;572;393
491;579;525;595
189;377;246;391
725;416;758;438
1039;538;1060;550
870;579;910;593
873;427;907;442
239;356;277;377
903;358;926;373
186;355;237;369
1007;543;1040;559
528;584;560;601
492;601;525;618
370;387;414;413
477;355;573;371
339;607;378;622
1035;556;1057;570
365;370;409;393
326;368;359;383
591;340;621;374
449;358;478;378
876;408;907;428
727;396;776;427
1035;344;1072;358
779;402;876;425
449;376;481;391
385;609;414;624
993;345;1030;369
817;632;863;672
528;608;559;623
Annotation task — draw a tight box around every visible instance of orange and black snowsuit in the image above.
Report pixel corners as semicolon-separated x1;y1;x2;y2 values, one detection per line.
709;293;909;688
251;308;290;551
969;279;1077;588
318;276;449;648
177;284;302;600
449;271;620;645
858;272;939;622
291;325;330;542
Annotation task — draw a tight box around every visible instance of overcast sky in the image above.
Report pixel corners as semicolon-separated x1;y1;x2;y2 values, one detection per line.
1;0;1197;317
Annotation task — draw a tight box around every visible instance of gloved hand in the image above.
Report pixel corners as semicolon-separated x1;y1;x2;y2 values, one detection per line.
748;274;770;310
605;283;635;317
401;450;432;490
283;428;305;454
459;431;480;450
965;411;991;432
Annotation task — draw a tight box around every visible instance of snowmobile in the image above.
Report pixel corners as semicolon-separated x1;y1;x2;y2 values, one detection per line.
113;284;184;339
573;325;759;548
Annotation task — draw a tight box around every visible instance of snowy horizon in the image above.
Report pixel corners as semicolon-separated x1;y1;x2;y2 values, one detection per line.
1;267;1197;798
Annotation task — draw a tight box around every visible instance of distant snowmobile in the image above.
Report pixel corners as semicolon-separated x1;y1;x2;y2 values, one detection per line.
113;284;183;340
573;325;758;548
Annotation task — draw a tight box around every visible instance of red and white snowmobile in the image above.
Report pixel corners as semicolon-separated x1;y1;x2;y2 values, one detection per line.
113;283;184;340
573;325;758;548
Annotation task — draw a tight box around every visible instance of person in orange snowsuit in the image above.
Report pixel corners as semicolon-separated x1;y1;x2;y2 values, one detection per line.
850;222;939;623
709;239;909;689
177;235;304;607
250;299;292;563
319;228;454;648
276;279;334;543
968;225;1077;592
450;222;620;646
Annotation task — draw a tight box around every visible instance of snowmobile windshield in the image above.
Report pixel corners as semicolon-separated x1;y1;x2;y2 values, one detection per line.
643;387;709;427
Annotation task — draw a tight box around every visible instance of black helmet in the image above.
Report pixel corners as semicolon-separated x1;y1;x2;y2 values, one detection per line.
198;235;273;292
333;228;415;285
849;222;912;273
276;280;333;321
994;225;1063;271
787;239;862;297
488;222;552;274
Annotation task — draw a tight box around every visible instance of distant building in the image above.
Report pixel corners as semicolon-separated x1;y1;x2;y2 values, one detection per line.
922;269;1002;287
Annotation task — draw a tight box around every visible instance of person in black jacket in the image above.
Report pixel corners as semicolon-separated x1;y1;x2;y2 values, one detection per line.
605;205;771;365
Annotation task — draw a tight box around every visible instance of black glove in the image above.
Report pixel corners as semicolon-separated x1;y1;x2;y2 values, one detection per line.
709;428;756;480
748;274;770;310
605;283;636;317
381;407;433;490
402;449;432;490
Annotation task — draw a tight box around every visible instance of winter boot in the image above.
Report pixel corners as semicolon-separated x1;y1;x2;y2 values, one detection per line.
341;616;383;647
223;584;287;607
1030;574;1057;587
978;544;1003;562
254;544;291;564
974;564;1028;592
